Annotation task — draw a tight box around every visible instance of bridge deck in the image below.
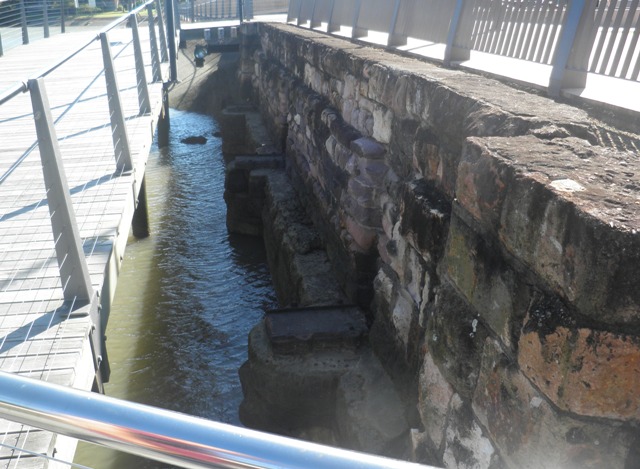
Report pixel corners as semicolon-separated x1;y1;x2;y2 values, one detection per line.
0;25;168;467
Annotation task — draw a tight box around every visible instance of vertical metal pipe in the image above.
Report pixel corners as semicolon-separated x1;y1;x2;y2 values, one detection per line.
61;0;66;33
166;0;178;82
444;0;469;66
238;0;243;22
43;0;50;38
147;4;163;82
0;33;3;57
548;0;587;95
155;0;169;62
130;14;151;114
20;0;29;45
100;32;134;172
28;78;94;303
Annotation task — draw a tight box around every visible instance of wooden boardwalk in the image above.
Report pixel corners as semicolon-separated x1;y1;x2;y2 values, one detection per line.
0;19;169;467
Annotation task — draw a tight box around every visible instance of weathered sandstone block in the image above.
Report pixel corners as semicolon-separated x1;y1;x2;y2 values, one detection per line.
519;296;640;421
444;212;531;350
457;135;640;324
474;338;637;469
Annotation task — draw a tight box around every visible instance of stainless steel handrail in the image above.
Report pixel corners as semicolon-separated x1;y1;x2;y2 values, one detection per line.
0;370;435;469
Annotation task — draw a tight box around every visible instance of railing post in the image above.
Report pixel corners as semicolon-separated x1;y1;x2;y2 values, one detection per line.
387;0;407;46
310;0;320;28
548;0;588;96
296;0;304;25
444;0;470;66
100;32;134;172
147;4;163;82
352;0;365;38
238;0;243;23
190;0;195;22
61;0;66;33
166;0;178;82
155;0;169;62
327;0;338;32
28;77;109;391
0;33;3;57
129;15;151;114
43;0;50;38
28;77;94;303
20;0;29;45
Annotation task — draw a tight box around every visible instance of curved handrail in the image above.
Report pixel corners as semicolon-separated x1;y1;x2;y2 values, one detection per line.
0;370;435;469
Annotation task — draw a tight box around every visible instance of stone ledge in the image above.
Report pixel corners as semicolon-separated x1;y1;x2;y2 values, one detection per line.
456;134;640;325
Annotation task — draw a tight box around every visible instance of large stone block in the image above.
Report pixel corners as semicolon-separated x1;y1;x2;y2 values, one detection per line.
519;296;640;421
444;212;530;350
336;350;410;457
474;338;637;469
426;282;487;399
443;394;501;469
456;135;640;324
399;179;451;264
418;351;454;455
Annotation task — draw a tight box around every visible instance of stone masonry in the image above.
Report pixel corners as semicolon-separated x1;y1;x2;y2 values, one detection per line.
239;21;640;468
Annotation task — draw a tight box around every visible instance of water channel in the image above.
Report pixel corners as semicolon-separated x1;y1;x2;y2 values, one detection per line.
74;108;277;468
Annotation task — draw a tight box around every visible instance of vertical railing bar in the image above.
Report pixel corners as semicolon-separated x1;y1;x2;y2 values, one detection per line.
61;0;65;33
598;0;629;75
621;1;640;77
167;0;178;82
309;0;319;28
130;14;151;115
526;0;547;62
444;0;467;65
327;0;338;32
483;0;502;54
505;0;527;57
296;0;304;25
387;0;406;46
472;0;491;51
590;0;618;72
155;0;169;63
471;0;490;50
43;0;50;39
351;0;363;38
541;0;570;65
610;0;637;77
488;1;509;55
147;4;163;82
510;0;532;58
499;1;519;56
20;0;29;45
0;33;3;57
100;32;134;172
27;78;94;303
520;0;541;60
518;0;539;60
549;0;587;96
533;2;554;63
478;1;495;52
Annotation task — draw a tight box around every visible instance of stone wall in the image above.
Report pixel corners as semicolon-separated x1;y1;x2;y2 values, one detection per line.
239;22;640;468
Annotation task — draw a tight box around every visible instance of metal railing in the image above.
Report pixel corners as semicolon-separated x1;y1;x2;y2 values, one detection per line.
287;0;640;97
178;0;288;23
0;370;434;468
0;0;176;370
0;0;66;54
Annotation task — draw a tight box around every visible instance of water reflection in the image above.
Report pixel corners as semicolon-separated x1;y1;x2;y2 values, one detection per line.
74;109;276;468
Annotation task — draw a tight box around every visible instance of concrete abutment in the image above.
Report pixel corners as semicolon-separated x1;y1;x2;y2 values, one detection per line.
209;21;640;469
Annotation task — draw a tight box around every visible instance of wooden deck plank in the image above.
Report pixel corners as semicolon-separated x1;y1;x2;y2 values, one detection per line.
0;18;169;467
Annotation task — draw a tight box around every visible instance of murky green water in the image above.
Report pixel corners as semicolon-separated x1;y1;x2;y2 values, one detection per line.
74;109;276;468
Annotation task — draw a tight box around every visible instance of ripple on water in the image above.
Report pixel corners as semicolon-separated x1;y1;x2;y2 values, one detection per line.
74;109;277;469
